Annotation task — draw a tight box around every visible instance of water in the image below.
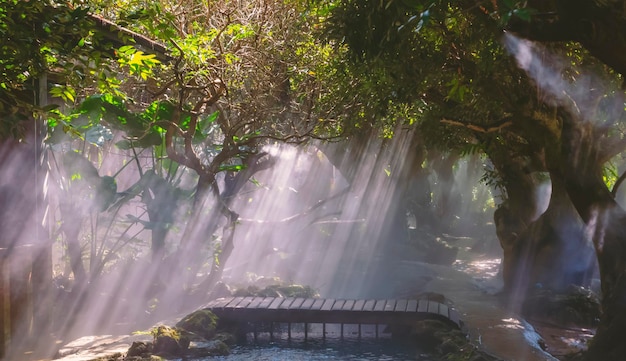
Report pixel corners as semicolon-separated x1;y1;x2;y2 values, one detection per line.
191;323;432;361
205;338;431;361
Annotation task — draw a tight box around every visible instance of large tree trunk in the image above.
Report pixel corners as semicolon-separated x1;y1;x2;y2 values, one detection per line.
506;175;597;306
553;111;626;360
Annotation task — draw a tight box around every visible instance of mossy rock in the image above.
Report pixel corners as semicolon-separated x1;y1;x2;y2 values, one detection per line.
89;353;124;360
176;309;219;340
127;341;152;357
152;325;189;356
272;284;318;298
234;283;318;298
214;332;236;345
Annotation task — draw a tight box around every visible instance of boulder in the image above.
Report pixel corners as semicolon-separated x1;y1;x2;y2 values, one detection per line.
187;339;230;357
126;341;152;357
152;325;189;356
176;309;219;340
523;285;601;327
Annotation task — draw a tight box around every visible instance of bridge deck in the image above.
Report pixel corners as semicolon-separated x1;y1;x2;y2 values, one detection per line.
204;295;462;329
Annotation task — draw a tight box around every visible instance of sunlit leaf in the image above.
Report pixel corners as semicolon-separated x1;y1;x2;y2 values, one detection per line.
84;124;113;147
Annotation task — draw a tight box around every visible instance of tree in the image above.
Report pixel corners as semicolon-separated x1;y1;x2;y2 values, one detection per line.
322;1;626;359
42;0;354;317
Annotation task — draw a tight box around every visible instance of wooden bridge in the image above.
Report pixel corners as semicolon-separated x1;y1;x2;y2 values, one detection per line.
204;295;463;339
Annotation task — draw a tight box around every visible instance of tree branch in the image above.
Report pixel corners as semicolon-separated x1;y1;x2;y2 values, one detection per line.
441;117;513;133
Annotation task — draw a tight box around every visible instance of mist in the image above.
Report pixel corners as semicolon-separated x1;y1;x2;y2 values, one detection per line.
1;119;501;359
504;32;623;127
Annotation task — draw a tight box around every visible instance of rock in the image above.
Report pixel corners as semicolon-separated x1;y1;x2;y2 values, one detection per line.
523;286;601;327
233;283;318;298
412;319;457;351
416;292;447;303
126;341;152;357
438;339;463;355
187;339;230;357
152;325;189;356
411;319;500;361
214;331;236;345
208;281;233;300
176;309;219;340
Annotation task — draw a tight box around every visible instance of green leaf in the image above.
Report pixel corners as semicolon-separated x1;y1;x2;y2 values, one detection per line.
118;45;136;55
142;100;175;123
115;139;134;150
84;124;113;147
63;151;100;184
136;130;163;147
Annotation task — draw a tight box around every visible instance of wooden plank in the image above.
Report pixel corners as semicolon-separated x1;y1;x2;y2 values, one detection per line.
311;298;326;310
290;298;305;309
373;300;386;312
301;298;316;310
258;297;275;309
205;298;231;308
363;299;376;311
383;299;396;312
248;297;265;309
331;299;345;311
216;297;235;308
225;297;245;308
204;297;464;332
417;299;428;313
395;299;408;312
235;297;255;309
439;304;449;319
427;301;439;314
406;299;418;312
353;299;366;311
278;298;295;309
268;298;284;310
320;299;335;311
342;299;355;311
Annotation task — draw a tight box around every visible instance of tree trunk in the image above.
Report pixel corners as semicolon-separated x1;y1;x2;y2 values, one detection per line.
429;150;461;231
506;174;597;306
0;116;54;354
489;149;540;292
554;111;626;360
59;205;88;287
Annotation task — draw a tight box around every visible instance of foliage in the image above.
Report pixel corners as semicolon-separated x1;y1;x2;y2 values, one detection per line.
0;0;87;137
37;0;363;291
319;0;626;209
0;0;139;139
